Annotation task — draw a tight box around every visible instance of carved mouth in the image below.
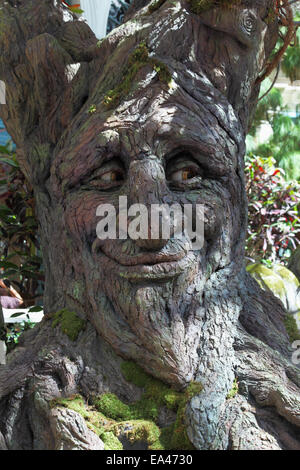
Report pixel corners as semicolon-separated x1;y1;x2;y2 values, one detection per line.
101;254;195;282
91;238;194;282
117;257;192;281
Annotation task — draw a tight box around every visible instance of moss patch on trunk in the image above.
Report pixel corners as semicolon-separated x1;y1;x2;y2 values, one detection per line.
103;42;172;109
51;309;86;342
147;0;167;14
94;361;203;449
51;394;123;450
226;378;239;399
284;314;300;343
52;362;202;450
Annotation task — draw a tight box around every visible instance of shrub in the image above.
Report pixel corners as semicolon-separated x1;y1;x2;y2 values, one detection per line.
245;154;300;265
0;142;44;305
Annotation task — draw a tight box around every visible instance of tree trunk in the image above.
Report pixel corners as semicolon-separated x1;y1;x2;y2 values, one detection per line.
0;0;299;450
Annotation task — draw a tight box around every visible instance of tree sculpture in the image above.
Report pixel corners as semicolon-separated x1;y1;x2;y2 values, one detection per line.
0;0;299;450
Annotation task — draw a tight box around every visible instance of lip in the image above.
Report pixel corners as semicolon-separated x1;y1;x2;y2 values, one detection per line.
95;250;194;282
92;238;190;267
91;238;194;282
117;258;190;281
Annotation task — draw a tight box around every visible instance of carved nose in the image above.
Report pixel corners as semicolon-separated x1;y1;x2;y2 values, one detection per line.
134;232;169;251
128;157;171;251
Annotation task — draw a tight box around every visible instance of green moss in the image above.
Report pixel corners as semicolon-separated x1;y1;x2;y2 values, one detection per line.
94;393;132;421
112;420;161;447
51;308;86;342
101;431;123;450
153;62;172;85
72;282;83;301
51;395;123;450
273;264;300;286
52;395;86;415
284;314;300;343
94;391;160;422
51;362;202;450
187;0;241;15
103;42;172;109
147;0;167;14
247;264;300;340
51;394;106;429
94;361;202;449
88;104;97;114
121;361;182;411
151;425;174;450
247;263;287;302
226;378;239;400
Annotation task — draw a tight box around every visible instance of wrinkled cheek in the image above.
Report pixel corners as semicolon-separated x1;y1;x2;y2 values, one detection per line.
64;193;108;244
203;202;227;241
186;195;227;243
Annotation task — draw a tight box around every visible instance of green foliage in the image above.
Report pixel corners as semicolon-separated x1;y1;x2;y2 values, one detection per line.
5;320;35;353
0;141;44;304
253;115;300;179
248;80;283;137
248;78;300;182
226;378;239;399
284;314;300;343
51;368;202;451
248;9;300;181
51;394;123;450
93;361;203;450
245;155;300;265
88;104;97;114
277;152;300;182
281;15;300;83
62;1;84;15
51;308;86;341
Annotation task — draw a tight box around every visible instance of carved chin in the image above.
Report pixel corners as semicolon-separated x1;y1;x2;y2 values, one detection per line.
83;242;207;386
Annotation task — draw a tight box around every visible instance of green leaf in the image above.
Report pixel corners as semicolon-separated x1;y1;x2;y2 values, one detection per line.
0;157;19;168
9;312;26;318
0;260;19;270
28;306;43;313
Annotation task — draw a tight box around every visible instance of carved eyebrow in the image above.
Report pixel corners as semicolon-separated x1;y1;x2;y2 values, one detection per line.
156;124;237;173
58;149;120;191
61;127;123;184
163;146;235;177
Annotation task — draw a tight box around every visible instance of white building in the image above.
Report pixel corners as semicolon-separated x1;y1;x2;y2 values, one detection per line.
79;0;112;39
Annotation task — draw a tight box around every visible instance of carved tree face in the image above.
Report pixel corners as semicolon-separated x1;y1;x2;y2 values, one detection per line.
51;88;244;385
48;1;276;386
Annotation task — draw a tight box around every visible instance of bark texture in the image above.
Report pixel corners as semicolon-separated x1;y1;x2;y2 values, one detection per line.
0;0;299;450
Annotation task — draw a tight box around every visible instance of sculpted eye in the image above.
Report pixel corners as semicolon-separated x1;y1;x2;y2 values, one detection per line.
169;167;200;182
100;169;124;183
166;153;203;185
86;158;125;189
